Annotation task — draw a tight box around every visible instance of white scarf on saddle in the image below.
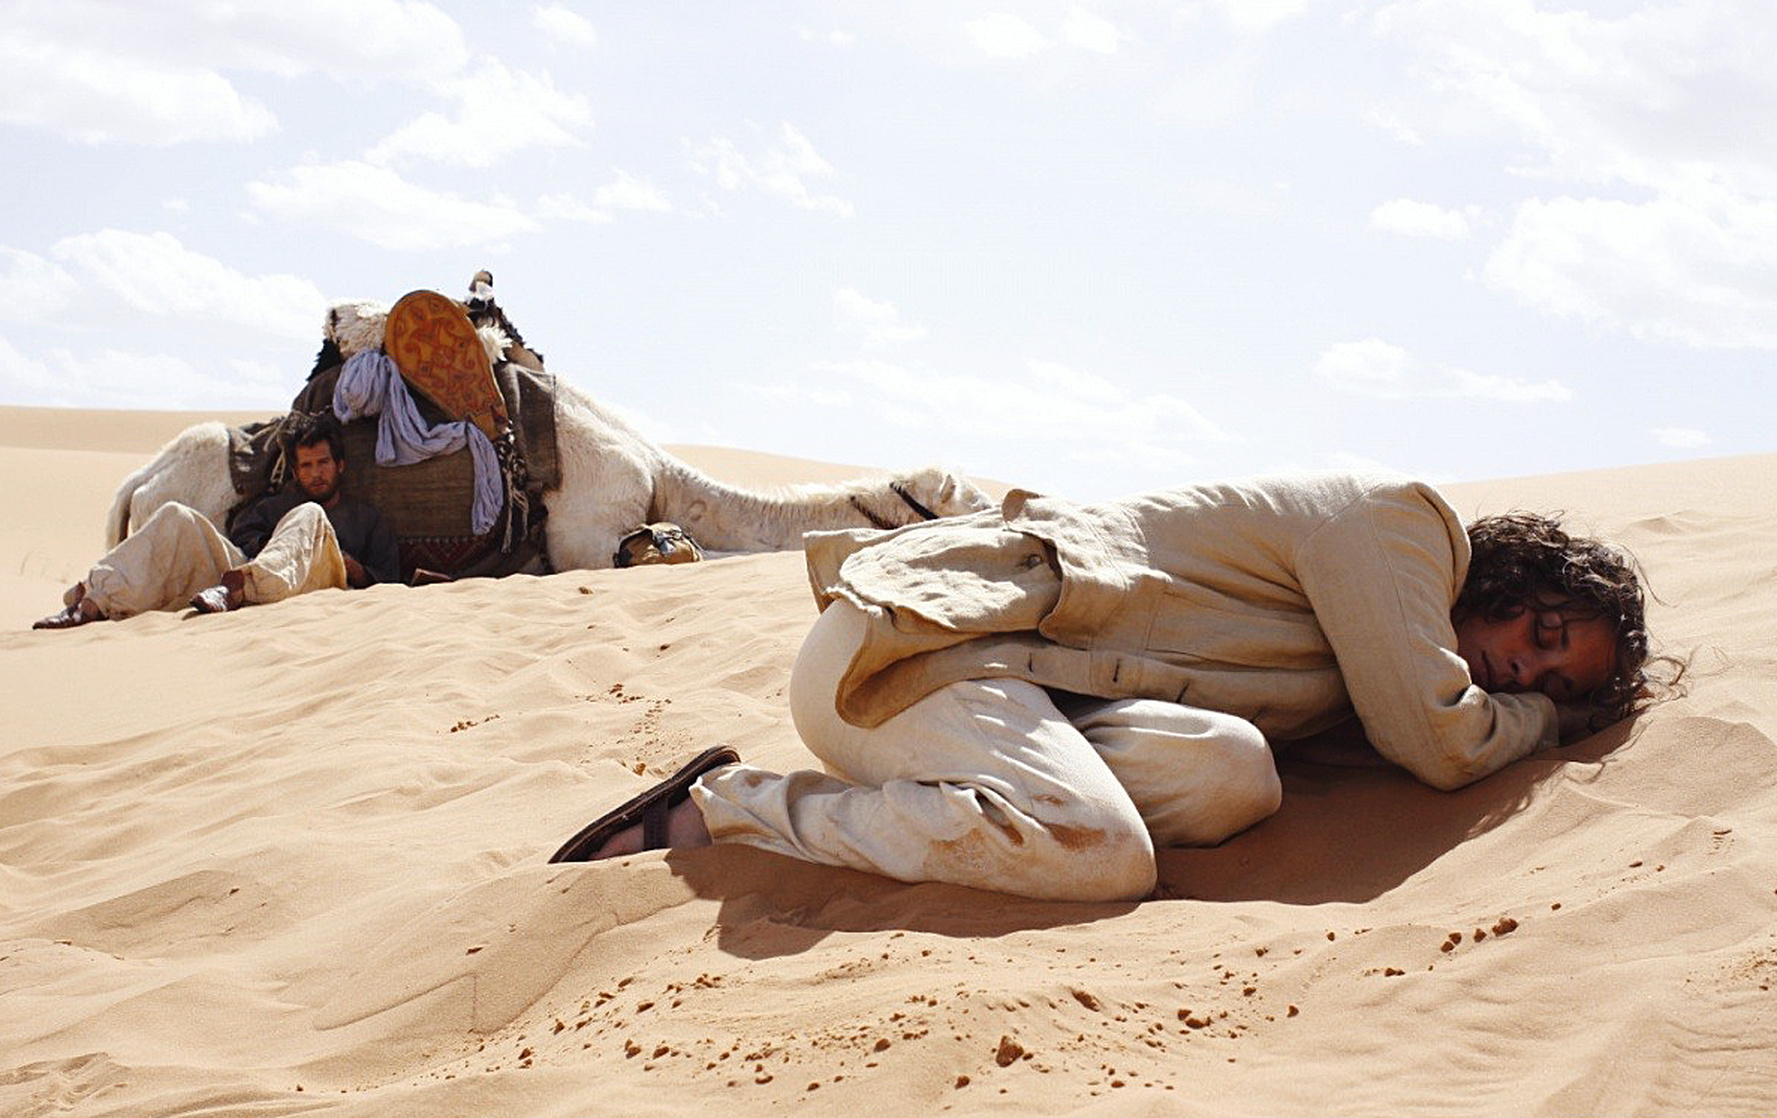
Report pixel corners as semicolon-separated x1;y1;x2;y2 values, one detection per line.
332;349;502;535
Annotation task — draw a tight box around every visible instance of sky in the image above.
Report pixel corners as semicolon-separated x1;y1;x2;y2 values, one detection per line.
2;0;1771;501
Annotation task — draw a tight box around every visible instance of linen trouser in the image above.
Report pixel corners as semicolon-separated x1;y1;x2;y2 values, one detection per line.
78;502;349;619
693;600;1284;902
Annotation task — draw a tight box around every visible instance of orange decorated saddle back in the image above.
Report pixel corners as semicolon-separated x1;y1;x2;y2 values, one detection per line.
383;290;511;440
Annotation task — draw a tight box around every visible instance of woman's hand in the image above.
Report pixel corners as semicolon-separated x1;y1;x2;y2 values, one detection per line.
1281;718;1390;768
1554;701;1603;744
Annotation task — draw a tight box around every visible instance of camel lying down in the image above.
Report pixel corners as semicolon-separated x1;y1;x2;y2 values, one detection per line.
106;304;995;572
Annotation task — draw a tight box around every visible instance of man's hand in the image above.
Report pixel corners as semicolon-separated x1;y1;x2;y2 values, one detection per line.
342;553;369;588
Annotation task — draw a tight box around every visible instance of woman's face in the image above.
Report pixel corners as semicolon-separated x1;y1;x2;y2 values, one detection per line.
1454;606;1618;702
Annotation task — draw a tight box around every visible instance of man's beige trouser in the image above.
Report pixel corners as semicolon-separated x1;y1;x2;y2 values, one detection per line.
694;600;1284;902
78;502;349;619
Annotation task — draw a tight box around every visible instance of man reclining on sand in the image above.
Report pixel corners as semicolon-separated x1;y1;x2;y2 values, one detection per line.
548;470;1659;902
34;418;399;629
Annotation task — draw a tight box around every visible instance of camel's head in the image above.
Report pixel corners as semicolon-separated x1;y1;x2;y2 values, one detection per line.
895;466;997;519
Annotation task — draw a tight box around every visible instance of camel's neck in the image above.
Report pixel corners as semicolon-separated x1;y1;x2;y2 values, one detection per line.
649;457;896;552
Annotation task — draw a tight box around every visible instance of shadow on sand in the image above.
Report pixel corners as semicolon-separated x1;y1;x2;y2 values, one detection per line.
654;721;1641;959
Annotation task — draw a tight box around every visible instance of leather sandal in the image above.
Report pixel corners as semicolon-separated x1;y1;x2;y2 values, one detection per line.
548;746;740;863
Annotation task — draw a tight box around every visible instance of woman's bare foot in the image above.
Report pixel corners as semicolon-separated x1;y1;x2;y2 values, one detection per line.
592;798;712;859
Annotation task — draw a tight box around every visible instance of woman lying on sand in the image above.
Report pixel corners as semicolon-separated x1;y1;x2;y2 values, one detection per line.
549;470;1656;902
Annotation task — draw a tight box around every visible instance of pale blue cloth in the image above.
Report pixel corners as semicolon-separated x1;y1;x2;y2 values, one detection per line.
332;349;502;535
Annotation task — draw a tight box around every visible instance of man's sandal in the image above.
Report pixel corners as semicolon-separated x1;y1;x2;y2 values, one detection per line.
32;602;98;629
33;587;100;629
547;746;740;863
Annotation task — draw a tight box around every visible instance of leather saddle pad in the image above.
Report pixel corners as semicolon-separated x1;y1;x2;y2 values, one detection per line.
384;290;510;440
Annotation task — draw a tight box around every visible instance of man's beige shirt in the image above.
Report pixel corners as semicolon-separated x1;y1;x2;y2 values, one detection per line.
804;470;1558;791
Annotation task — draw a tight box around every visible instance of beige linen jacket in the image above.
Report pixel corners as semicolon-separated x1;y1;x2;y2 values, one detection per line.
803;470;1558;791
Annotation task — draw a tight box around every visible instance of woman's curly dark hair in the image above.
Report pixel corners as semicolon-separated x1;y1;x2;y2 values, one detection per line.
1454;512;1664;725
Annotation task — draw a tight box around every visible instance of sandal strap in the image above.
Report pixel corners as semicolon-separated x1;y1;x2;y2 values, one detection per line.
640;798;674;851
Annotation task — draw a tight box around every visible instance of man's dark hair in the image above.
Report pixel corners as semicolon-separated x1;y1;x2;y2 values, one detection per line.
289;415;346;464
1455;512;1672;726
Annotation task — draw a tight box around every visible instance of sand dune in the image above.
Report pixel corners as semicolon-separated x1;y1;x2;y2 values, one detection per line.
2;408;1773;1117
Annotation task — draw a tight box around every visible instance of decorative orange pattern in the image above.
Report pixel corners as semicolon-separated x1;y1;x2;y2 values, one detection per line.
384;290;510;440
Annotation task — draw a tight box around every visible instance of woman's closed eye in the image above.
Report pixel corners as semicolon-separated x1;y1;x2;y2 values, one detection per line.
1533;612;1565;651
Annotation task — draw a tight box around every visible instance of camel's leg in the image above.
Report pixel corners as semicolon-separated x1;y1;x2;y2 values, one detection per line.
546;406;657;571
108;422;235;547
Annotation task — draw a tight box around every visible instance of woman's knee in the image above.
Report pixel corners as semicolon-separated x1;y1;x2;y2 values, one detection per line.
1218;712;1282;802
1022;797;1157;902
1070;821;1157;901
1090;704;1281;847
1195;712;1282;840
787;601;869;756
905;782;1156;902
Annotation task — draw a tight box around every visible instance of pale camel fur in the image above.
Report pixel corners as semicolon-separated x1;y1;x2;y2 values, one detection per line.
105;303;994;570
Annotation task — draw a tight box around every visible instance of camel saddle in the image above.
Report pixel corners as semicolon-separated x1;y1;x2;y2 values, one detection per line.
224;273;559;582
384;290;510;440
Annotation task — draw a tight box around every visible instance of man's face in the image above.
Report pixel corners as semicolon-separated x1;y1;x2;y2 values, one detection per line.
1454;605;1617;703
293;441;344;505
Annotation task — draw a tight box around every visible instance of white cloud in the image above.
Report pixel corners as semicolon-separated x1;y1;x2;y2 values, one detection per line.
748;380;855;409
593;171;673;212
1370;198;1476;240
533;4;597;49
72;349;222;407
687;123;854;217
1198;0;1319;34
247;161;540;251
1372;0;1777;194
1067;440;1201;478
964;8;1125;57
835;289;927;347
1326;450;1407;474
1651;427;1712;449
798;27;857;48
964;14;1052;58
0;335;56;403
0;0;467;145
1366;106;1425;147
50;230;324;339
0;341;279;409
1314;337;1412;393
369;58;594;168
0;39;278;145
0;249;79;323
1060;8;1124;54
1314;338;1571;402
787;357;1230;456
1484;192;1777;349
1443;367;1572;404
536;171;672;225
180;0;468;81
1373;0;1777;349
1025;359;1125;406
533;195;614;225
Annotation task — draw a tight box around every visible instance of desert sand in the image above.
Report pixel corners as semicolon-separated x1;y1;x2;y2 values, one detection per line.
2;404;1773;1117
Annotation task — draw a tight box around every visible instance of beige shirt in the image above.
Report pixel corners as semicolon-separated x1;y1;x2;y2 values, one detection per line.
804;470;1558;791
